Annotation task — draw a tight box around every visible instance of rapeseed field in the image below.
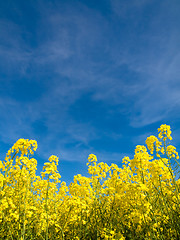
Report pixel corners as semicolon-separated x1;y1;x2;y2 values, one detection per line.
0;124;180;239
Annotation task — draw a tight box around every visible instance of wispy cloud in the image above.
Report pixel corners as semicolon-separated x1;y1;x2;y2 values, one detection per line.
0;20;32;76
109;0;180;127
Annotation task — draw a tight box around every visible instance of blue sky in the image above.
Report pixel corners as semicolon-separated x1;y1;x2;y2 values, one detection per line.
0;0;180;185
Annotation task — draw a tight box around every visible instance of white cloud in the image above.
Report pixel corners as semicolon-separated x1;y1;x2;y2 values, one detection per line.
108;1;180;127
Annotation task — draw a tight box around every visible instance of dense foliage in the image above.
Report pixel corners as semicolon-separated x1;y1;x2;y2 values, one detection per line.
0;124;180;239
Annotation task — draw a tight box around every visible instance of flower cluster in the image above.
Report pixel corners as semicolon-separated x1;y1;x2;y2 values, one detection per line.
0;125;180;239
145;135;162;154
158;124;172;141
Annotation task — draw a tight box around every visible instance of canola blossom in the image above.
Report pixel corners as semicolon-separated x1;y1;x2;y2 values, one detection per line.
0;124;180;239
